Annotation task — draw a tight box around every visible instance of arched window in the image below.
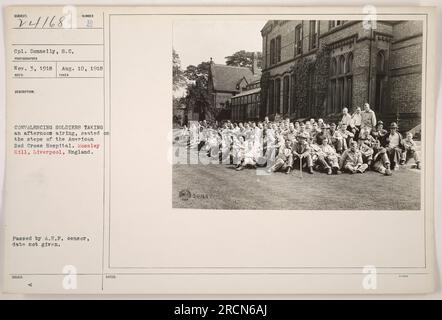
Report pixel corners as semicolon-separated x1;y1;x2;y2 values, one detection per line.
346;53;353;73
375;50;387;113
268;79;275;115
331;58;337;76
274;78;281;114
345;53;353;107
329;54;353;114
290;73;296;117
338;55;345;75
377;50;385;73
283;75;290;115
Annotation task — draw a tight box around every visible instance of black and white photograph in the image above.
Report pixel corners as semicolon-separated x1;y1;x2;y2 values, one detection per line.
172;19;424;210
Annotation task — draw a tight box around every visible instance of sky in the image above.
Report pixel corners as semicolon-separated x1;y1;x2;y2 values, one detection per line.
173;19;267;69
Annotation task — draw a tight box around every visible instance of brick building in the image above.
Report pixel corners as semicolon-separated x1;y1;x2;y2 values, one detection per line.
205;59;261;121
259;20;422;131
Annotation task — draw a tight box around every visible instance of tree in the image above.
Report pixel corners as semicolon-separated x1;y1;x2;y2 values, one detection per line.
183;61;211;85
182;61;212;121
172;48;186;91
225;50;263;70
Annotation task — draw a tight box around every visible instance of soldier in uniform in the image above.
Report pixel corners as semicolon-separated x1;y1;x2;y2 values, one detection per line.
339;141;368;174
337;122;354;153
361;102;377;131
267;139;294;174
383;122;404;170
357;127;377;168
310;122;322;144
292;132;314;174
401;132;421;169
317;137;342;175
371;120;388;141
285;122;298;144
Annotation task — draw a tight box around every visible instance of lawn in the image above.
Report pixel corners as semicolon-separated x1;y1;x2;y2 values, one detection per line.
172;160;421;210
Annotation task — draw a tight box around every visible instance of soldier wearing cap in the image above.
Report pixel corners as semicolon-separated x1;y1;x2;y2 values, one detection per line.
292;132;314;174
371;120;388;141
383;122;404;170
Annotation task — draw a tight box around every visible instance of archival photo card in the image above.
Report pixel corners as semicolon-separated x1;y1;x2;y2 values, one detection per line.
2;6;437;294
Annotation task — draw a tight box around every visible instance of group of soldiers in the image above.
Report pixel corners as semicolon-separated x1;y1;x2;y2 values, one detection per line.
180;103;421;176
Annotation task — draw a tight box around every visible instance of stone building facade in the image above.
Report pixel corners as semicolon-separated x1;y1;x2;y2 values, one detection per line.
260;20;422;131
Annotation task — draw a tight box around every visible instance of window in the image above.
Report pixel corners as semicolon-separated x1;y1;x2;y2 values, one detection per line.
329;54;353;113
275;79;281;114
283;76;290;115
309;20;318;50
264;35;268;68
346;53;353;106
377;50;385;73
290;73;296;116
329;78;336;114
346;53;353;74
269;80;275;114
307;72;315;117
375;50;387;113
329;20;344;29
295;24;302;55
275;36;282;63
338;55;345;75
269;36;281;65
270;39;275;65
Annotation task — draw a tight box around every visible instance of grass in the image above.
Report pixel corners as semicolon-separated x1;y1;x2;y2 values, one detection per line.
172;158;421;210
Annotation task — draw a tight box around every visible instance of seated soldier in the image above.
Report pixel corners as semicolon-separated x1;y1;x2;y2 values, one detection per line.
357;127;376;168
369;138;393;176
205;129;220;158
339;141;368;174
233;135;246;169
310;122;322;144
371;120;388;140
309;140;322;171
337;121;355;151
316;137;342;175
292;132;314;174
236;139;257;171
401;132;421;169
383;122;404;170
325;123;343;153
267;139;294;174
285;122;298;144
316;122;329;142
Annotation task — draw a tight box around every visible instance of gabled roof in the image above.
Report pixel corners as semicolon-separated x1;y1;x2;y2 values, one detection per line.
210;64;255;92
